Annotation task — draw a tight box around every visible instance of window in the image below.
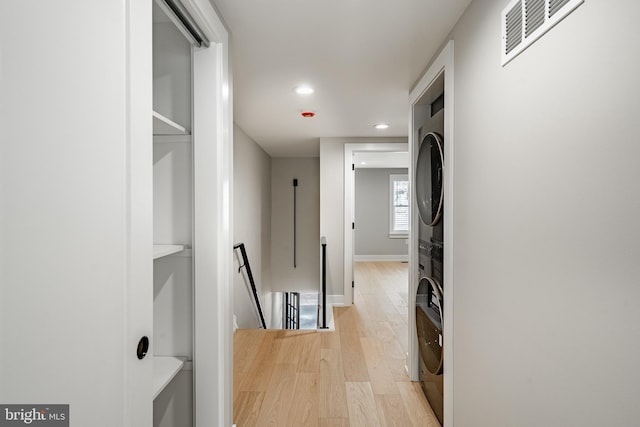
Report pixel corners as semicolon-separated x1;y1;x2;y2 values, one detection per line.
389;174;409;237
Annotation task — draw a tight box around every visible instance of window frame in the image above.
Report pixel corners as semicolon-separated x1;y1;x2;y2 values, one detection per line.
389;173;409;238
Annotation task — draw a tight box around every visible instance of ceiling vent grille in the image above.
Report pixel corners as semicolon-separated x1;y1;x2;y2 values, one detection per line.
502;0;584;66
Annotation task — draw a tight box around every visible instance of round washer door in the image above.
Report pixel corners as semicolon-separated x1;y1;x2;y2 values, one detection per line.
416;132;444;226
416;276;443;375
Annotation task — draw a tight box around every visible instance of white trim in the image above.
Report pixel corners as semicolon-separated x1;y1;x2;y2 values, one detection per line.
327;294;345;306
388;234;408;239
354;255;409;262
126;0;153;424
344;142;408;306
181;0;230;44
187;1;233;426
408;40;455;427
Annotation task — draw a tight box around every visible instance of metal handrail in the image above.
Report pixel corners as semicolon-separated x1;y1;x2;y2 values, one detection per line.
319;237;328;329
233;243;267;329
283;292;300;329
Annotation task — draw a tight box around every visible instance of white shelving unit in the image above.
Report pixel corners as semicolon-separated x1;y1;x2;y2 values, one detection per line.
153;111;188;135
153;244;185;260
152;2;194;426
152;356;186;399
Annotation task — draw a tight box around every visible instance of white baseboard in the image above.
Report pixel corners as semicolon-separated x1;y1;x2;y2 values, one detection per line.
354;254;409;262
327;294;344;306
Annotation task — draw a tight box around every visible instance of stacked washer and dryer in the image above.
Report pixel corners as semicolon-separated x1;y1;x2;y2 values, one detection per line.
415;92;445;425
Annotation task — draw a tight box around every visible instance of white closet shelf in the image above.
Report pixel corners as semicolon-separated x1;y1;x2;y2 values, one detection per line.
153;244;185;259
153;134;192;144
153;111;189;135
152;356;186;400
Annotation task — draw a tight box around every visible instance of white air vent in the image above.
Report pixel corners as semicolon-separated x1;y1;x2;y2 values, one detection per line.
502;0;584;66
504;1;523;55
525;0;545;37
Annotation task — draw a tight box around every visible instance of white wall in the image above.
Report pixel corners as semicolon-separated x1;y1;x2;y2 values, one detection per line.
233;124;272;328
354;168;408;258
319;140;345;298
271;157;320;292
443;1;640;425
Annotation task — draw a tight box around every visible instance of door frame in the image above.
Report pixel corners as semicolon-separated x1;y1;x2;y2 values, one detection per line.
408;40;454;426
183;1;233;426
343;142;408;305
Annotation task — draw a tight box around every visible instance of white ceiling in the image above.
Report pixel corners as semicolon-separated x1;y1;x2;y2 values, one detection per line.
212;0;471;157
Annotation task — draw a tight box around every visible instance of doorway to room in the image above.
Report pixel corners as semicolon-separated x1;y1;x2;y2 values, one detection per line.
343;143;409;305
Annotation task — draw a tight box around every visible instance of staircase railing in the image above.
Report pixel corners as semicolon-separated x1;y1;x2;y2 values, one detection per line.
233;243;267;329
283;292;300;329
319;236;328;329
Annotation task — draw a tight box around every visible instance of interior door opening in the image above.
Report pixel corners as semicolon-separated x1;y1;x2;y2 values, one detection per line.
343;143;409;306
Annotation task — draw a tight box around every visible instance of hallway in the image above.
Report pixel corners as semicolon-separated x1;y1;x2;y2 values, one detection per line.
233;261;439;426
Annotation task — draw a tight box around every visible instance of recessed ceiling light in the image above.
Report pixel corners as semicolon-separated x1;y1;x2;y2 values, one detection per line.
374;123;389;130
295;85;314;95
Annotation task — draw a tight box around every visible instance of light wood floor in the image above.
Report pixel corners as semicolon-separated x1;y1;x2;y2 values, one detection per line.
233;261;440;427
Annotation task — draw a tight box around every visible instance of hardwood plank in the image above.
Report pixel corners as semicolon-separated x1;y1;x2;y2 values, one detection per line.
340;327;369;382
360;337;397;395
320;348;344;377
238;330;283;392
389;318;408;350
319;419;349;427
355;300;386;338
276;330;302;364
396;381;440;427
380;336;406;360
387;357;410;382
286;373;319;426
319;373;349;419
319;348;348;419
375;321;397;344
386;292;407;315
234;329;266;375
359;292;388;324
375;393;414;427
321;330;342;350
297;331;321;373
255;363;297;427
334;305;368;336
234;330;268;400
233;391;264;427
345;382;382;427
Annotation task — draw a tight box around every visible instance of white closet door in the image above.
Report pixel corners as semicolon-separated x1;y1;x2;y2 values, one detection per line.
0;1;153;425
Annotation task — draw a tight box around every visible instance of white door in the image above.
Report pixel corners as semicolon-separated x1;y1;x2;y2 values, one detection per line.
0;1;153;426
